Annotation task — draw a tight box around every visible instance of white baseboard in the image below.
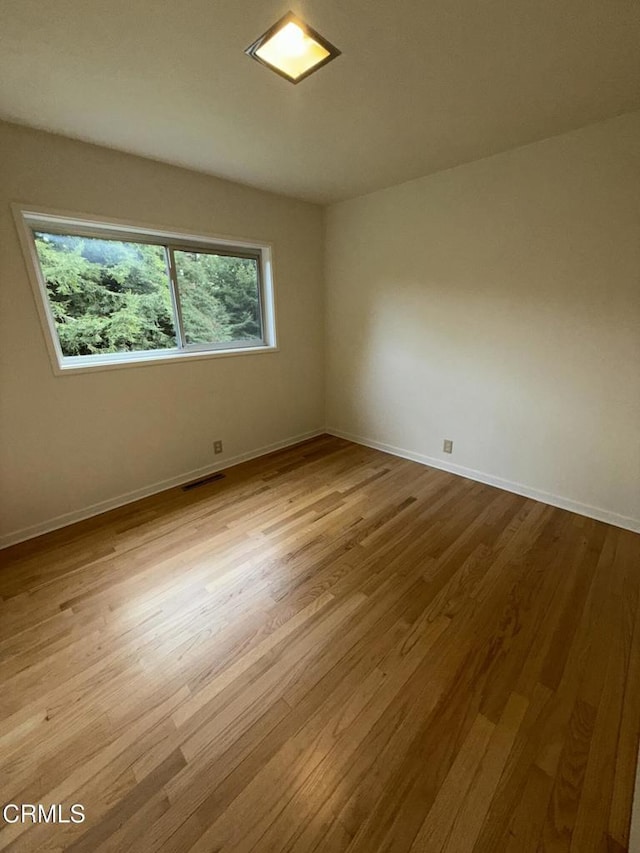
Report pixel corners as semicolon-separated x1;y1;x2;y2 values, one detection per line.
4;426;638;550
327;427;640;535
0;428;325;550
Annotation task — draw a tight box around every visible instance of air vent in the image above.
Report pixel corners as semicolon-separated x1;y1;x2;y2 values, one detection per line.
182;472;226;492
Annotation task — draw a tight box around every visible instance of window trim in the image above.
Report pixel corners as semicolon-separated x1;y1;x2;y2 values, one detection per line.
12;203;278;375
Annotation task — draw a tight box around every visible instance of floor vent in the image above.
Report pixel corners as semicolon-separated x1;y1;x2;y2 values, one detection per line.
182;472;226;492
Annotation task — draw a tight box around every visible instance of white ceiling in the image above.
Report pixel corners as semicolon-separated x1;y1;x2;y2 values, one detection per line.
1;0;639;203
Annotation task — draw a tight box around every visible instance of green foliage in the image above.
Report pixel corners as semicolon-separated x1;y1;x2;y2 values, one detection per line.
34;232;262;358
175;251;261;344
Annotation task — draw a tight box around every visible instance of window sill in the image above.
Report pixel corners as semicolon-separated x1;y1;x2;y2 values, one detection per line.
52;344;279;376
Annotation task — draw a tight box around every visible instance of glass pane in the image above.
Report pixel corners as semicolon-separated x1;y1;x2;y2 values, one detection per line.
173;249;262;346
33;231;177;357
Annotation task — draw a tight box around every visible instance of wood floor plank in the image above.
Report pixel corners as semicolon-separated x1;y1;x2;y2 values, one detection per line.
410;712;495;851
0;435;638;852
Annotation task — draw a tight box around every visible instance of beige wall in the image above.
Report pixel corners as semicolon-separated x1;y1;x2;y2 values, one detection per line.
325;112;640;530
0;122;325;546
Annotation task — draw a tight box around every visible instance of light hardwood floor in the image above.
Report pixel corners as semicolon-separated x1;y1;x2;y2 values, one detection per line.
1;435;639;852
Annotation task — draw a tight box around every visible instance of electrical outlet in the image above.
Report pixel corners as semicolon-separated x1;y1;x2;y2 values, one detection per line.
213;440;223;455
443;439;453;454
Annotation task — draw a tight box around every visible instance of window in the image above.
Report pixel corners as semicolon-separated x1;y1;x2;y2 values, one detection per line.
16;208;276;372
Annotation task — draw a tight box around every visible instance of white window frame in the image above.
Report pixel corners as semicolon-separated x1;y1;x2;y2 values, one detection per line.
13;203;278;375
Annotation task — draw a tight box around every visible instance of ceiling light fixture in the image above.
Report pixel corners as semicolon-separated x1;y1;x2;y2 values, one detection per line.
245;12;341;84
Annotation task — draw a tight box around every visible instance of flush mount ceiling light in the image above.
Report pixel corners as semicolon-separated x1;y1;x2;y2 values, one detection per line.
245;12;341;84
